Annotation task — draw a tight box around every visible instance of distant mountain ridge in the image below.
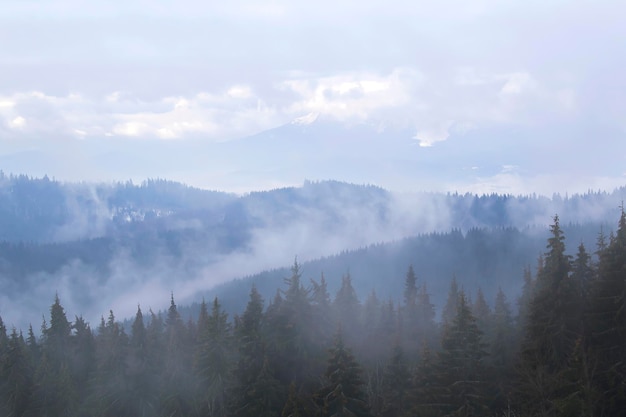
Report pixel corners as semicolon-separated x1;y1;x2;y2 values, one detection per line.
1;172;625;330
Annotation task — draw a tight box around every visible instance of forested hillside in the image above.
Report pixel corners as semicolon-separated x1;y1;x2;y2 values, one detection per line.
1;212;625;416
2;174;625;329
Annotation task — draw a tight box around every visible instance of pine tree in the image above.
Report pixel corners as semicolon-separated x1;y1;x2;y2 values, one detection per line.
0;316;8;353
406;343;440;417
489;288;516;414
316;331;372;417
415;283;437;350
380;345;411;417
472;287;491;334
33;295;78;416
161;293;194;416
516;265;534;331
588;209;626;415
196;297;233;417
126;306;159;417
333;272;362;346
311;273;333;349
435;292;489;417
91;310;132;416
517;215;581;416
442;276;459;324
232;286;272;417
1;328;34;417
402;265;421;354
244;356;285;417
268;260;321;386
282;380;313;417
71;315;95;412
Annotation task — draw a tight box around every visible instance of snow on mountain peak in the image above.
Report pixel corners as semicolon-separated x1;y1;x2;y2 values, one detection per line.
291;112;320;125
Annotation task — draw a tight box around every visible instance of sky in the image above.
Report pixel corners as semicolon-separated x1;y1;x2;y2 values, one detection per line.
1;0;625;194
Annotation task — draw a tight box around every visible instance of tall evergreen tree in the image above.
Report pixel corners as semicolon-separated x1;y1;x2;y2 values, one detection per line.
435;291;489;417
71;315;95;412
333;272;362;346
442;276;459;324
268;260;321;386
489;288;516;414
402;265;421;354
415;283;437;350
90;310;132;416
161;294;194;416
33;295;77;416
1;328;34;417
588;209;626;416
231;286;275;417
316;331;372;417
196;297;233;417
517;215;581;416
379;344;411;417
126;305;159;417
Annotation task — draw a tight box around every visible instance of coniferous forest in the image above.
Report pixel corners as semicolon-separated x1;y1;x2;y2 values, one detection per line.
1;211;625;417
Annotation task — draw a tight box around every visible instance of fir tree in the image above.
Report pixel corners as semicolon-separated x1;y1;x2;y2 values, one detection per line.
435;292;489;417
380;345;411;417
333;272;362;346
127;305;159;417
588;208;626;415
442;276;459;324
317;331;372;417
196;297;233;417
1;328;34;417
517;215;580;416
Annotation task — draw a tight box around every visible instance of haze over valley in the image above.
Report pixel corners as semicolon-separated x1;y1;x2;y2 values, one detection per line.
1;1;626;416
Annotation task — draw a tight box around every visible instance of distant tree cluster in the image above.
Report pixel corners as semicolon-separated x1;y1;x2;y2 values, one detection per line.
1;211;625;416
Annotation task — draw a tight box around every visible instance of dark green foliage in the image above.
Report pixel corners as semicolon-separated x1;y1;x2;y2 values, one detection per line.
317;332;372;417
588;209;626;416
380;345;411;417
488;287;516;413
4;211;626;417
231;286;274;417
518;216;582;416
333;273;363;346
434;292;489;417
441;276;459;324
161;294;194;416
127;306;160;417
195;297;233;417
1;328;34;417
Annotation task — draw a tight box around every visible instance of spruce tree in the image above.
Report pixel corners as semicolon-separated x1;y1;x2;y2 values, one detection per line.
1;328;34;417
588;209;626;415
91;310;131;416
34;295;78;416
380;344;411;417
489;288;515;414
333;272;362;346
442;276;459;324
196;297;233;417
316;331;372;417
127;306;159;417
232;286;273;417
161;294;194;416
415;283;437;350
435;292;489;417
517;215;580;416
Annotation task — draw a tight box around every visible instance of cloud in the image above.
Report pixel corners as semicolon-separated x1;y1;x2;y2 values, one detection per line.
281;68;420;125
0;0;624;195
0;88;282;141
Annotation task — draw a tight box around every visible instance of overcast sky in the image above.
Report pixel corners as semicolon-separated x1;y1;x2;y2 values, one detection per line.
1;0;625;194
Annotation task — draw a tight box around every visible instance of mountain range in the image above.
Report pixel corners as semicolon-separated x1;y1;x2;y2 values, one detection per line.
2;115;624;194
0;173;625;330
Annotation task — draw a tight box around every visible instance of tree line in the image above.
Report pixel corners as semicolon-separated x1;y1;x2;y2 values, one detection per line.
1;211;625;416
